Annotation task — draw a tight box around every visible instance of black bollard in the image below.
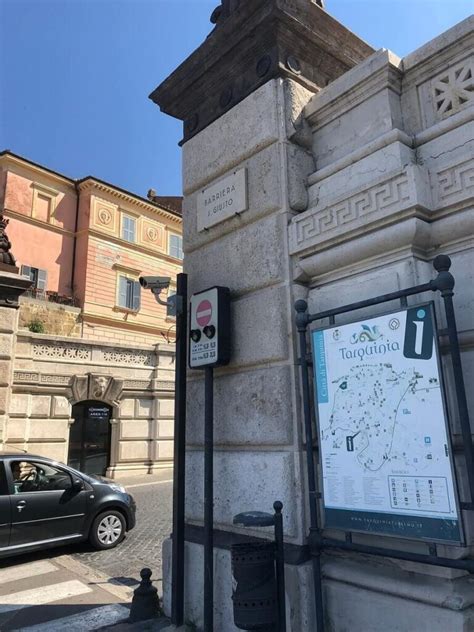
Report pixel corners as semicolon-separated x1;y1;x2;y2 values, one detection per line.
129;567;161;622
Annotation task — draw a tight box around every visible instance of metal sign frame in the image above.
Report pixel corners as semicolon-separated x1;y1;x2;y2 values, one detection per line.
294;255;474;631
189;286;231;369
310;301;463;545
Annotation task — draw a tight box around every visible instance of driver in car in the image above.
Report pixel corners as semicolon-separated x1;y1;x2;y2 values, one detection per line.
12;461;38;492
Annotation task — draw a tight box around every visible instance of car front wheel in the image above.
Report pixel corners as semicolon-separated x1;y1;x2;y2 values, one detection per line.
90;510;126;550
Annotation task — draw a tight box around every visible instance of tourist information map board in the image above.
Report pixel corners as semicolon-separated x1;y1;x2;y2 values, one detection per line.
312;304;462;543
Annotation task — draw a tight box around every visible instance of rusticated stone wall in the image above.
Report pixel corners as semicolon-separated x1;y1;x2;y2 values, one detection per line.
160;13;474;632
18;297;82;337
8;333;176;478
286;17;474;632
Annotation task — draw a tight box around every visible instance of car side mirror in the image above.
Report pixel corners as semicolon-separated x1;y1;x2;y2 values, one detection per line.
72;478;84;492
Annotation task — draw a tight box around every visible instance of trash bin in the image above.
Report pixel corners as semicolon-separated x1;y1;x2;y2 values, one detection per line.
231;541;278;630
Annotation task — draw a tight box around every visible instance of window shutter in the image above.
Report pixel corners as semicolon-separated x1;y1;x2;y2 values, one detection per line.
37;269;48;291
132;281;141;311
169;235;183;259
118;276;128;307
122;216;136;242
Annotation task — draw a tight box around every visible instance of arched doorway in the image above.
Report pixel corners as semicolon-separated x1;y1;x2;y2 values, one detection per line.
68;400;112;476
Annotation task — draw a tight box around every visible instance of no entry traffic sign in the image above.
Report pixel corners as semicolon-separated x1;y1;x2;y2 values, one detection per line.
189;287;231;369
196;300;212;327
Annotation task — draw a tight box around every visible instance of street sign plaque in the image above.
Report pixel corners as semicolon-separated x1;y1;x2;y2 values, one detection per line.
197;168;248;232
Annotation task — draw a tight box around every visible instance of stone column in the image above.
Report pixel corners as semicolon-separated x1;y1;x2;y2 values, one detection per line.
151;2;372;630
0;270;32;447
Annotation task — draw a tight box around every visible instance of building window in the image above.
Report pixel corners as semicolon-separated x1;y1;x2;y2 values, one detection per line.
122;215;136;242
21;265;48;296
118;275;141;311
169;234;183;260
32;183;58;223
166;285;177;320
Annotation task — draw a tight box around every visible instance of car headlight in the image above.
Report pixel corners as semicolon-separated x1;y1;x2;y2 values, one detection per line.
109;483;126;494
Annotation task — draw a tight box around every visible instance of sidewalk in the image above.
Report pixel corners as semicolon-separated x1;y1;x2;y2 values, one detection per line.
115;469;174;489
0;554;131;631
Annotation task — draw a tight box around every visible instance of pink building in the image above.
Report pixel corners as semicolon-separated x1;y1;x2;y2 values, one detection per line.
0;150;183;344
1;150;183;477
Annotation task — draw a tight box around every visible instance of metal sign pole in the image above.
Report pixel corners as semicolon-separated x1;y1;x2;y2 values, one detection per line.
204;365;214;632
189;285;230;630
171;273;188;625
295;300;325;631
433;255;474;505
273;501;287;632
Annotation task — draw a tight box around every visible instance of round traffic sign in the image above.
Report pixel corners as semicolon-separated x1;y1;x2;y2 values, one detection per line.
196;299;212;327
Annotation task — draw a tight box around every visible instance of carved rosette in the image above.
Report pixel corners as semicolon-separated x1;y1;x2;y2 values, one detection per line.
146;227;158;242
98;208;113;225
66;373;124;407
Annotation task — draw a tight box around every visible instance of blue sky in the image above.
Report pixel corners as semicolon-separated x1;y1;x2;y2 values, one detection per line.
0;0;472;197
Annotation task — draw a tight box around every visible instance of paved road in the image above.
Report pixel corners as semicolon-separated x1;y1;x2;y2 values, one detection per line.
73;470;173;590
0;471;173;630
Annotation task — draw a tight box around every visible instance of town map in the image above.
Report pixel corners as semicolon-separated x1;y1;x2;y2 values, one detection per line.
312;305;461;542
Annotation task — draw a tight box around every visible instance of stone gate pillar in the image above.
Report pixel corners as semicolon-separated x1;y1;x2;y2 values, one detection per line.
151;2;372;630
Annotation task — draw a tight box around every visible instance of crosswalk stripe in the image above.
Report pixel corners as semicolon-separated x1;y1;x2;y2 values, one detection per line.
126;478;173;489
14;603;130;631
0;580;92;614
0;560;57;586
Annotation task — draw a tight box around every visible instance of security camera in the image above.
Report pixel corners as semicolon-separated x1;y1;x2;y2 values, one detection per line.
139;275;179;311
139;276;171;291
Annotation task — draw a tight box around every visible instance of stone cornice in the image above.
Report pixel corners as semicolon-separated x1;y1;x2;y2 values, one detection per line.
3;208;75;237
0;270;33;308
290;165;433;258
0;153;74;189
81;311;176;338
292;205;473;283
403;15;473;76
150;0;373;142
305;49;403;130
78;179;182;224
16;331;156;352
307;129;413;187
0;151;182;221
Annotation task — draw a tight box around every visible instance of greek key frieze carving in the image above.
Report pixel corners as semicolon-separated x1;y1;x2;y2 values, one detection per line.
40;374;71;384
123;379;153;389
436;159;474;204
13;371;39;383
159;381;175;391
292;173;411;252
33;342;91;361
